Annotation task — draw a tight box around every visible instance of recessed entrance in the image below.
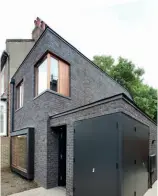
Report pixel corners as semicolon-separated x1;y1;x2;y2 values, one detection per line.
52;125;66;187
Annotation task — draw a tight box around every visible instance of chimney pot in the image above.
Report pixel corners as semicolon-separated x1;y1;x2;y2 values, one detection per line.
36;18;41;27
32;17;46;41
41;21;45;30
34;20;37;26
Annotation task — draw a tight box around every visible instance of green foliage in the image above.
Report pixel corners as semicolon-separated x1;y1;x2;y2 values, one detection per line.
93;55;157;121
93;55;114;73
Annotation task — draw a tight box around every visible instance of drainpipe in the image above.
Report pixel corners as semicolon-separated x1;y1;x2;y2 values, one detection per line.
10;78;15;169
10;78;15;133
7;54;10;137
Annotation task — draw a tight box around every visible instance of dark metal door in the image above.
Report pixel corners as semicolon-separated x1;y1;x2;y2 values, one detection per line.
135;122;149;196
122;114;149;196
58;129;66;186
74;114;119;196
122;116;137;196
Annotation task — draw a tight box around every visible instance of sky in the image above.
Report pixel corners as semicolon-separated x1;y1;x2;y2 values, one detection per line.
0;0;157;88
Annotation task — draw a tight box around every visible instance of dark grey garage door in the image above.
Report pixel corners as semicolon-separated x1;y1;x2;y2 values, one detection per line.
74;114;119;196
122;114;149;196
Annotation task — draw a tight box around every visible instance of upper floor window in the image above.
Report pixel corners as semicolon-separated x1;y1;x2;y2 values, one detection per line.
35;53;70;97
16;81;24;109
0;67;5;95
0;101;7;136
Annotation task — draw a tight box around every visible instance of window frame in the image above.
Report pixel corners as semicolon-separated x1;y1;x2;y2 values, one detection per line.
0;66;5;95
12;134;27;172
35;53;70;97
10;128;34;180
48;54;59;92
0;101;7;136
35;56;48;96
16;80;24;110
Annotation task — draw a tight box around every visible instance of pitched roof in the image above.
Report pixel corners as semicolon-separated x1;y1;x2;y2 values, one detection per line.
11;22;132;99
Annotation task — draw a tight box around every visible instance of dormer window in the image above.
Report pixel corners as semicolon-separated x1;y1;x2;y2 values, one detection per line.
35;53;70;97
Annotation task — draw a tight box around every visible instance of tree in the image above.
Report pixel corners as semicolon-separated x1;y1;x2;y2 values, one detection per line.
93;55;114;73
93;55;157;121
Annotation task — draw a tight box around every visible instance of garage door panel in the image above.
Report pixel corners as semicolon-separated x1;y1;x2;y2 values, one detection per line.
74;114;119;196
135;122;149;196
122;114;149;196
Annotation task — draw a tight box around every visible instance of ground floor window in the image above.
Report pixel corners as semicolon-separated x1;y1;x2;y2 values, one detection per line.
0;101;7;136
11;128;34;180
12;135;27;172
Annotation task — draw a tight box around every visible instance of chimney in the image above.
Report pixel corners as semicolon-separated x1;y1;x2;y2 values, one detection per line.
32;17;46;41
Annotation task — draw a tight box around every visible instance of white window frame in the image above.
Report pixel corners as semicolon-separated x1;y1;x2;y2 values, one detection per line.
19;82;24;108
0;101;7;136
0;67;5;95
16;81;24;109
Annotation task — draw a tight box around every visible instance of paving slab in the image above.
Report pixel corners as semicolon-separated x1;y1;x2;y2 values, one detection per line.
8;187;66;196
144;181;157;196
8;181;157;196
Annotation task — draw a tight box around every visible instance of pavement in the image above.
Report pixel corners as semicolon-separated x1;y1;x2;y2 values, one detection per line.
144;181;157;196
9;181;157;196
9;187;66;196
1;168;38;196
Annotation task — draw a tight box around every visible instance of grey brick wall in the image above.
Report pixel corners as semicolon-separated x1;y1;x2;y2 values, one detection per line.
11;28;132;188
50;98;157;196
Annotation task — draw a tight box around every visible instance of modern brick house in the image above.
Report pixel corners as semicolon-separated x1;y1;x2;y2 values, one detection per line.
9;17;157;196
0;38;34;168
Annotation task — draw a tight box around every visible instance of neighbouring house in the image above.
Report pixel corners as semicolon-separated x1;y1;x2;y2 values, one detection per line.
9;17;157;196
0;36;35;169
